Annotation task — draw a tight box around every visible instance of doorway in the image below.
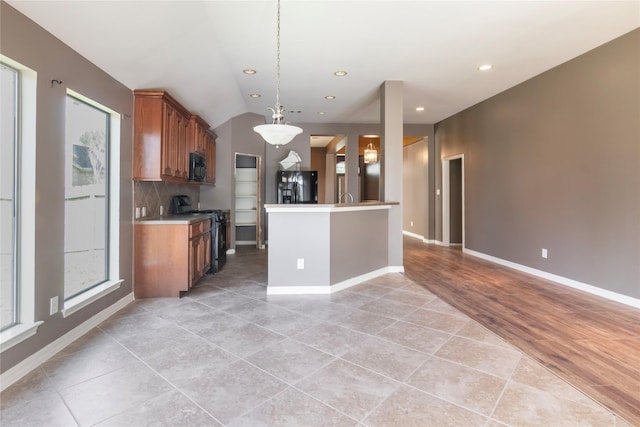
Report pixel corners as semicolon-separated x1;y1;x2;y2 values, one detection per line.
234;153;263;249
442;154;464;247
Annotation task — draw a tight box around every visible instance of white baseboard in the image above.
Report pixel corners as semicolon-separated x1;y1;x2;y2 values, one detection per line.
267;266;403;296
423;238;437;244
463;248;640;309
0;292;134;392
402;230;424;240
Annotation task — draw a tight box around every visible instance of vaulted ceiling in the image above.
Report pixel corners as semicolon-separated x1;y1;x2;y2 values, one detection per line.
8;1;639;129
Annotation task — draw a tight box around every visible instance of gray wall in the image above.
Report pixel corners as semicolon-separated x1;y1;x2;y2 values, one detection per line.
402;139;428;238
0;3;134;372
449;158;462;244
434;28;640;298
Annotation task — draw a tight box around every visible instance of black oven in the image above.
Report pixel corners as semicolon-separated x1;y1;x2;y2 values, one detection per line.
189;152;206;182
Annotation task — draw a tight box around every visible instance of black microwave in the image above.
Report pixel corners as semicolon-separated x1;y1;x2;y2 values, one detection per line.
189;152;206;182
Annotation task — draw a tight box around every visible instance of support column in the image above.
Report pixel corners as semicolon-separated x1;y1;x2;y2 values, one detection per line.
380;81;403;269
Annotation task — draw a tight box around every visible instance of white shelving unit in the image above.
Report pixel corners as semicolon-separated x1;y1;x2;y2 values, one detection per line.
235;165;258;243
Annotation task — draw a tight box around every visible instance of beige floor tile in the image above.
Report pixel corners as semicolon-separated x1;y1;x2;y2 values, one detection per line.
407;356;507;415
435;336;522;379
341;336;429;382
223;299;321;336
331;309;396;334
364;385;487;427
95;389;220;426
0;367;55;409
246;339;335;383
330;290;377;308
347;283;394;298
357;298;419;320
198;291;256;312
228;388;357;427
59;360;174;426
41;339;137;390
402;307;470;333
292;322;369;357
0;392;78;427
423;297;467;316
376;320;452;354
296;359;398;421
492;381;616;426
377;287;437;307
179;360;287;424
455;321;515;349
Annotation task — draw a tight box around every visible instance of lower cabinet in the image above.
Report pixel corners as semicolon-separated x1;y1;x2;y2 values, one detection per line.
135;218;211;298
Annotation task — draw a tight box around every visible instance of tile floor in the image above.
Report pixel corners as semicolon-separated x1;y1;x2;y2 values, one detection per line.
0;247;631;426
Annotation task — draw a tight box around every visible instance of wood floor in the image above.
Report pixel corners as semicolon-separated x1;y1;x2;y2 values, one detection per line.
402;237;640;426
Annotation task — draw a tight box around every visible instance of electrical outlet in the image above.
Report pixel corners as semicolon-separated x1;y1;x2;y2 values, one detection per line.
135;207;141;219
50;296;59;315
410;221;414;227
436;189;441;196
141;206;146;217
541;248;548;259
198;202;201;210
160;205;164;216
297;258;304;270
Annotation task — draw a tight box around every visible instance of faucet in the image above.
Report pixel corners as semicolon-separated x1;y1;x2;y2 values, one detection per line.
339;192;354;204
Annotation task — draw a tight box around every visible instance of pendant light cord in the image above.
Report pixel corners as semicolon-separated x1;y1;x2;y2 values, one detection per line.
275;0;282;120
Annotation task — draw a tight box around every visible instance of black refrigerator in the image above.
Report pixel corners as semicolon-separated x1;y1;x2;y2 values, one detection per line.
277;171;318;204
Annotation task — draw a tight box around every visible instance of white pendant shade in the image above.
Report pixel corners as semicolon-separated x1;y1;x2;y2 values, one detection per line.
254;123;302;146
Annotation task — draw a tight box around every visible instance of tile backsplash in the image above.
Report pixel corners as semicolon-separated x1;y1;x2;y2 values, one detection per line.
133;181;200;218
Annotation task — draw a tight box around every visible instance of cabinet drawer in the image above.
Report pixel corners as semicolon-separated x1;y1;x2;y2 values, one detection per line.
190;221;203;237
189;219;211;237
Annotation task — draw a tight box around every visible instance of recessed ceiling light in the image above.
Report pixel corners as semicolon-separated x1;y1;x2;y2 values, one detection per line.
477;64;493;71
324;95;336;100
333;71;348;77
249;93;261;98
416;107;425;111
318;111;326;115
242;69;257;75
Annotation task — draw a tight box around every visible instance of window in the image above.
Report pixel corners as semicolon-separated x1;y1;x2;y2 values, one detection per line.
64;94;110;299
0;63;18;331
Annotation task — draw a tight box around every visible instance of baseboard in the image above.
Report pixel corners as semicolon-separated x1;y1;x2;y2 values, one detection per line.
0;292;134;392
267;266;403;296
402;230;424;240
463;248;640;309
422;238;437;244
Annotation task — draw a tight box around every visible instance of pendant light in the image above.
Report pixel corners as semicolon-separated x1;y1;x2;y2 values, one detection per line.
364;142;378;164
253;0;302;147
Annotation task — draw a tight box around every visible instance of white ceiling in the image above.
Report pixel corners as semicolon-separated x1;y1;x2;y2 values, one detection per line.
8;1;640;129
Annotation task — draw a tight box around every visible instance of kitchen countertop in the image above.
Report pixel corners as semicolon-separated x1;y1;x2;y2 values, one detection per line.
264;201;399;213
135;213;214;225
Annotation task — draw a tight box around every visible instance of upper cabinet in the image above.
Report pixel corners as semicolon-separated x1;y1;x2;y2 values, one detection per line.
133;90;215;186
188;115;209;155
205;131;216;186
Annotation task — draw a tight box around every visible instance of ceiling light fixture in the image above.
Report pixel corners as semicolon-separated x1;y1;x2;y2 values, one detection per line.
364;142;378;164
478;64;493;71
333;71;348;77
324;95;336;100
249;93;261;98
243;69;257;75
318;111;326;115
253;0;302;147
416;107;425;111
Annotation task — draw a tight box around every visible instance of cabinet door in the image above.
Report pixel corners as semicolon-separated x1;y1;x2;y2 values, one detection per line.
176;112;189;179
205;134;216;185
189;235;200;288
161;103;175;177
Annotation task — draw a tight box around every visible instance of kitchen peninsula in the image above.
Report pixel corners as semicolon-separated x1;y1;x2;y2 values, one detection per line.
265;201;401;295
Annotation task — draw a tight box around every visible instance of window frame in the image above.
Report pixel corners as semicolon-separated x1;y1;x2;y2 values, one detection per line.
0;55;40;350
62;89;122;317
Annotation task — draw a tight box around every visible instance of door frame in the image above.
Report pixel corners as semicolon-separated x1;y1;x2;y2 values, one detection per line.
442;154;465;247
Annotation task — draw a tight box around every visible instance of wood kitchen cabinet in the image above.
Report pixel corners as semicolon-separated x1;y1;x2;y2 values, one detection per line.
205;132;216;185
134;217;212;298
188;114;209;155
133;90;190;182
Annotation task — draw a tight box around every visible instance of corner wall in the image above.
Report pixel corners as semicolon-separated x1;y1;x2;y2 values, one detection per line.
434;28;640;299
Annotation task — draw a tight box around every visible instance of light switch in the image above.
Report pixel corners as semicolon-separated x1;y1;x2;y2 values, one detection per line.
297;258;304;269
